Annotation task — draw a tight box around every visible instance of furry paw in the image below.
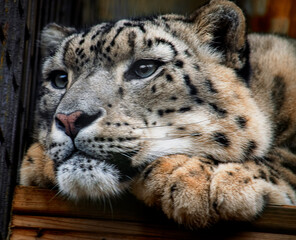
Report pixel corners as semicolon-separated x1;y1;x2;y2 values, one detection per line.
211;161;295;221
210;163;266;221
132;155;217;227
20;143;56;187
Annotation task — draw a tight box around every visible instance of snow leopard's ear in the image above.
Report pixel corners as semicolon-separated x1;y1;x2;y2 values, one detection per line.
191;0;247;71
41;23;77;58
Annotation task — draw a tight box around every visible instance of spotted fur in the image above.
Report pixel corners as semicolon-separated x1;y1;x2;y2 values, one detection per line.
20;0;296;228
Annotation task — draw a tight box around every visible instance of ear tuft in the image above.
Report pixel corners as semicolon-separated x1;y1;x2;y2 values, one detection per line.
191;0;247;71
41;23;77;58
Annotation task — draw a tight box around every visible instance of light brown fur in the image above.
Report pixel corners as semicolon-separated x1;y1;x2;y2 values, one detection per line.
20;143;56;187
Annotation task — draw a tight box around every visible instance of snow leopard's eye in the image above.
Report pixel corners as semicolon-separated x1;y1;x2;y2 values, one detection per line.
125;59;164;80
49;70;68;89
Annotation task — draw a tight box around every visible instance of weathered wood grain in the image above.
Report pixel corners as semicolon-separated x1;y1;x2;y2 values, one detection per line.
12;186;167;223
10;228;296;240
9;186;296;240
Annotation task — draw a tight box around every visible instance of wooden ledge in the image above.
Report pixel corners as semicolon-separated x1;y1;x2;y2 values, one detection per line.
9;186;296;239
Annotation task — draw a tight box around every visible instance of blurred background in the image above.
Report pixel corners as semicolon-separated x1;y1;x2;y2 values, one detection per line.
1;0;296;239
78;0;296;37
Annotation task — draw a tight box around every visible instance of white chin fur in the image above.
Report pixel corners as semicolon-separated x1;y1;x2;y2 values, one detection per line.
56;153;122;200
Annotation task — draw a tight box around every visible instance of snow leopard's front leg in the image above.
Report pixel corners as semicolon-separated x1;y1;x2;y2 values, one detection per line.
20;143;56;188
132;154;295;228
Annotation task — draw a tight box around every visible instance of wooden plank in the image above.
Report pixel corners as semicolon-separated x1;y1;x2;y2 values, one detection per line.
10;216;296;240
10;228;152;240
10;229;104;240
252;205;296;233
11;215;175;236
10;185;296;240
12;186;167;223
12;186;296;232
10;226;296;240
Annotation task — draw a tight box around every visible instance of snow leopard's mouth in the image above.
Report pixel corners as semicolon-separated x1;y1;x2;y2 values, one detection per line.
58;149;141;182
55;150;144;199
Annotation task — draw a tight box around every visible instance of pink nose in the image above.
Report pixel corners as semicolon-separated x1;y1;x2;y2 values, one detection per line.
55;111;83;138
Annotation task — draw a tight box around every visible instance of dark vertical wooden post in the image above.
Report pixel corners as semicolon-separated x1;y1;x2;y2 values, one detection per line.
0;1;28;238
